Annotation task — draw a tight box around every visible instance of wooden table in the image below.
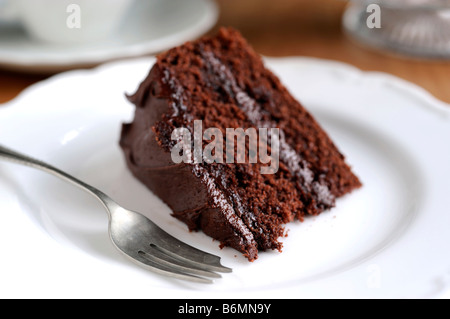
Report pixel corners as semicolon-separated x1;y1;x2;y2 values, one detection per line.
1;0;450;104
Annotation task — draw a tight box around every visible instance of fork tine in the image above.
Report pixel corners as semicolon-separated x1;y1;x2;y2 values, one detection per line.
140;246;222;279
126;250;215;284
151;242;232;274
150;227;232;273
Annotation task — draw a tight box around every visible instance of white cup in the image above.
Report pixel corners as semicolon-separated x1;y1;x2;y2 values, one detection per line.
0;0;134;45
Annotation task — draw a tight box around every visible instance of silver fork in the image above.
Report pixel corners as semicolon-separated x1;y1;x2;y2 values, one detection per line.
0;145;231;283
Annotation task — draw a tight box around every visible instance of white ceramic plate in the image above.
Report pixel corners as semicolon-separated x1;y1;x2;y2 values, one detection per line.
0;57;449;299
0;0;218;73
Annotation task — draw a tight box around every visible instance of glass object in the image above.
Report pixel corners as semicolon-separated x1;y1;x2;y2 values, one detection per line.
343;0;450;59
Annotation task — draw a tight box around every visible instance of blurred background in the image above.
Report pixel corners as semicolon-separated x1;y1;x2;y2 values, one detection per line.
1;0;450;104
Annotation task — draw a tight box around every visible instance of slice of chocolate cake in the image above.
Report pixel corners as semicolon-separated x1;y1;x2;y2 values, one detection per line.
120;28;361;261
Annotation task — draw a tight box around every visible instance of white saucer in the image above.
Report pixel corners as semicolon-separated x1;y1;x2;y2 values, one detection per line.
0;0;218;73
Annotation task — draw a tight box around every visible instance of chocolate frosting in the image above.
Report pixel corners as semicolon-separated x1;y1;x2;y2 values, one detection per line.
120;64;258;260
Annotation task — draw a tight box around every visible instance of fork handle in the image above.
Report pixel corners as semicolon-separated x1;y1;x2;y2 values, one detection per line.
0;144;117;218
